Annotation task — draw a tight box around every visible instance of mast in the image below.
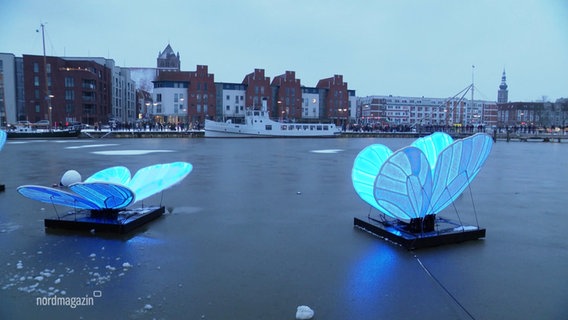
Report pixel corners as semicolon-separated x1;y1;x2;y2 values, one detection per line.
41;23;52;131
471;65;475;125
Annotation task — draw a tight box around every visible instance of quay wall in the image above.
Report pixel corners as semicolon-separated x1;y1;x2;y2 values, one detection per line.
78;130;567;142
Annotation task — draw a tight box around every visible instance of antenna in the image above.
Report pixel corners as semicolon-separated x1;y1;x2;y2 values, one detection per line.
40;23;53;132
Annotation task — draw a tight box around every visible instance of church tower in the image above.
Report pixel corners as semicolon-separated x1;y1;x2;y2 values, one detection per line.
497;69;508;104
157;44;180;72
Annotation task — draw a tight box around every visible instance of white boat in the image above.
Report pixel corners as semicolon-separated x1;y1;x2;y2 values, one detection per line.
205;107;341;138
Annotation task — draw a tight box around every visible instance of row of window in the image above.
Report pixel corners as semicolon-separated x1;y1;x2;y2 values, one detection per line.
264;124;331;131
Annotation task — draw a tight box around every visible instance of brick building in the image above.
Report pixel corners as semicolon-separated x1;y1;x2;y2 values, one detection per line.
22;54;112;126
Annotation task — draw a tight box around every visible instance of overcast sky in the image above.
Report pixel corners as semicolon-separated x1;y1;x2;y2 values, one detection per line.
1;0;566;102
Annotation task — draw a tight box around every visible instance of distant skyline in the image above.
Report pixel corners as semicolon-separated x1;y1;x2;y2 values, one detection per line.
1;0;567;102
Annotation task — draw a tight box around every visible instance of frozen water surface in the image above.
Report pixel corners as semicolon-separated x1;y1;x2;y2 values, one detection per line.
0;137;567;319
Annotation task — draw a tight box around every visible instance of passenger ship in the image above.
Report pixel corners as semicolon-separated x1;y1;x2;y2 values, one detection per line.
205;106;341;138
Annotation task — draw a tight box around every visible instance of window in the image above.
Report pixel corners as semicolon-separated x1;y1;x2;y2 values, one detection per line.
46;64;51;73
226;95;230;100
65;77;74;87
156;94;162;102
33;62;39;73
65;90;75;100
174;93;179;103
35;104;40;112
34;76;39;86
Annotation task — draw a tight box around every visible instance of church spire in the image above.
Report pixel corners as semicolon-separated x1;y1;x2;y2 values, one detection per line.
497;68;508;104
499;69;508;90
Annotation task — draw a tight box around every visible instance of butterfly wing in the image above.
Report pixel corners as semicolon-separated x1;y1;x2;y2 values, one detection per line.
428;133;493;215
0;130;6;151
128;162;193;203
374;146;433;221
17;185;99;210
69;182;135;209
411;132;454;172
352;144;393;213
85;166;131;185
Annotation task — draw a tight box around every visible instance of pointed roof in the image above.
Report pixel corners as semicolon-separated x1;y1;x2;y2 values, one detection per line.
158;44;176;59
499;68;508;90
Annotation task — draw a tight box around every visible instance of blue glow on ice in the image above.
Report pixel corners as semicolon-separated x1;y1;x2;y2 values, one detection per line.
17;162;193;210
352;133;493;221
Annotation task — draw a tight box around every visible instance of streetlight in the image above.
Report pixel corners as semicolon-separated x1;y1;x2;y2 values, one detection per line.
47;94;54;131
337;108;348;130
180;98;186;129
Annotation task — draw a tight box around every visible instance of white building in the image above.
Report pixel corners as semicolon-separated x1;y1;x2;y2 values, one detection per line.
215;83;246;119
359;94;496;128
300;87;321;119
152;83;187;123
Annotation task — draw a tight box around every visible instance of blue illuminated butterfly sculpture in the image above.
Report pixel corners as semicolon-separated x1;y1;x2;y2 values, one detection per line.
0;130;6;151
17;162;193;211
352;132;493;222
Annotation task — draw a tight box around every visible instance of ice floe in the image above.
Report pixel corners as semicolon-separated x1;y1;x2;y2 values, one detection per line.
310;149;344;154
91;150;175;156
296;305;315;319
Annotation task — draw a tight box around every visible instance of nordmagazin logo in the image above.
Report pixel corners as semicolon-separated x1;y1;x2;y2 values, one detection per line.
36;290;101;308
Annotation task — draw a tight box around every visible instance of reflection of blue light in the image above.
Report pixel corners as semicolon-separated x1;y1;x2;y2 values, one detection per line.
352;133;493;221
344;243;398;311
126;235;164;246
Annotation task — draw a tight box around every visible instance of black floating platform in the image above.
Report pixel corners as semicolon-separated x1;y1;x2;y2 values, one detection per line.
354;216;486;250
44;206;165;234
0;184;5;192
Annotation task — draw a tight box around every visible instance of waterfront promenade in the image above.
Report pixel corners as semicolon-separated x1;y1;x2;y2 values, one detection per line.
78;128;568;142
